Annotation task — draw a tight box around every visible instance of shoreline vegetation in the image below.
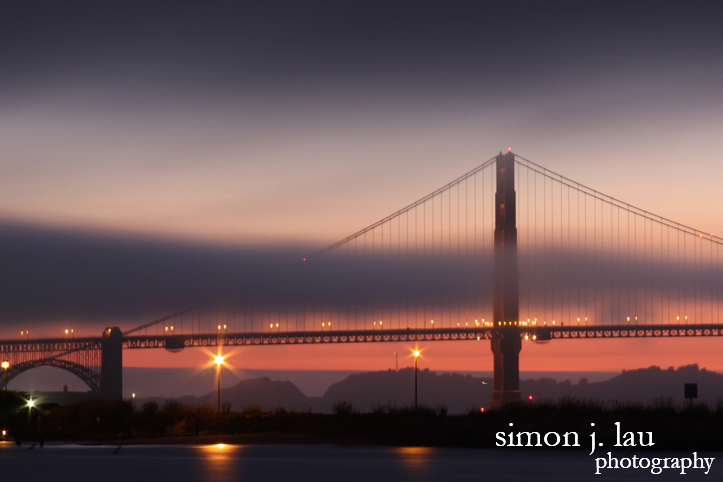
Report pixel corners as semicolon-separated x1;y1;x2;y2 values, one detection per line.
3;392;723;450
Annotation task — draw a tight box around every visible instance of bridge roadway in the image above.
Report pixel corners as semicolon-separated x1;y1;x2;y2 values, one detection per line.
121;323;723;348
3;323;723;354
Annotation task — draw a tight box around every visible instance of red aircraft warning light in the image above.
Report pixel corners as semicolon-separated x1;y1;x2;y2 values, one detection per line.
480;407;485;413
528;395;534;401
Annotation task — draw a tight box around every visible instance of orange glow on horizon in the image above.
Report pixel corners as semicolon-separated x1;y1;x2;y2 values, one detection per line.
120;338;723;374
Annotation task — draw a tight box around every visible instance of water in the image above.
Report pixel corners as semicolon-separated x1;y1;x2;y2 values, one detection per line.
0;442;716;481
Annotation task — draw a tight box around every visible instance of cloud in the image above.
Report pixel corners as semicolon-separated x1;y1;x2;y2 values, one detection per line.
1;220;719;336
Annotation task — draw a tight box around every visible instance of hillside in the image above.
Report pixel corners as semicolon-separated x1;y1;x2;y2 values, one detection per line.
189;364;723;413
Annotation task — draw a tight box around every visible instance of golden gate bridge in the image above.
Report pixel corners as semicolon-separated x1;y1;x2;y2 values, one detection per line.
2;151;722;407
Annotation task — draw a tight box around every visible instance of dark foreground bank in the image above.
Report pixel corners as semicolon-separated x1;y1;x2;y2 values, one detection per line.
3;391;723;450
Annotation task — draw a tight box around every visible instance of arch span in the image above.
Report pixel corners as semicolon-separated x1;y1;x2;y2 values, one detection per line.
5;359;101;393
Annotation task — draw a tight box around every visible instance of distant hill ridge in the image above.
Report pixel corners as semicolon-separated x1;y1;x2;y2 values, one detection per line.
33;364;723;414
189;364;722;414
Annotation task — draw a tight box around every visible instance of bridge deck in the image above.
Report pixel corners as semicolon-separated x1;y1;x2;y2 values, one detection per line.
2;324;722;353
122;323;723;349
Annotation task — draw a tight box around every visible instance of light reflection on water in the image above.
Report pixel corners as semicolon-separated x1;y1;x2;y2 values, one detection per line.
0;442;716;481
197;443;243;482
392;446;434;474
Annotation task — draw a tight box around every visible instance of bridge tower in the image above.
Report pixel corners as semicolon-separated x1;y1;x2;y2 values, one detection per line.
101;327;123;399
490;151;522;409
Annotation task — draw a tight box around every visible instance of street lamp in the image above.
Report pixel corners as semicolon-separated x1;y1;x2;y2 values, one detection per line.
2;361;8;391
214;354;225;414
413;350;420;411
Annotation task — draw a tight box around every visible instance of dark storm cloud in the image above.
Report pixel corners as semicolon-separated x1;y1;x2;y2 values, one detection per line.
2;0;722;104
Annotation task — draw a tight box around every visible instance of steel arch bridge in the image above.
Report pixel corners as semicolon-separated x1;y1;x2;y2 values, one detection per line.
0;328;122;398
5;359;101;393
0;338;102;392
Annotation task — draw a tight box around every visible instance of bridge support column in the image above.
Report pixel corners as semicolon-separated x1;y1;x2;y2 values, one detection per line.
101;327;123;399
490;151;522;409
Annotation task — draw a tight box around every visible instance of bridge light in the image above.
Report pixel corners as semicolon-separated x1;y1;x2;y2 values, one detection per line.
585;317;588;322
65;329;69;335
532;335;537;340
214;355;225;366
524;335;529;340
165;327;168;332
677;316;680;321
28;399;34;408
132;393;136;399
1;361;8;369
627;317;630;322
413;350;420;357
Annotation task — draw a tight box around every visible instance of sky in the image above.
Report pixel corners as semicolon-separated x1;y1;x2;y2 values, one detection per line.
2;1;723;377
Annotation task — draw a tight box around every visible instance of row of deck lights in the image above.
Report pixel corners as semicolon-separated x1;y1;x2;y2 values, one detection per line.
155;313;694;337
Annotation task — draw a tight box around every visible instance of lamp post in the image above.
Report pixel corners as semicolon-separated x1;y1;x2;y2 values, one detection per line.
214;355;225;414
2;361;8;391
413;350;420;411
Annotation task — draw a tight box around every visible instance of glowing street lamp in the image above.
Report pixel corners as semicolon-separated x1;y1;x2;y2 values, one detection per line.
214;354;225;414
2;361;8;391
413;350;421;410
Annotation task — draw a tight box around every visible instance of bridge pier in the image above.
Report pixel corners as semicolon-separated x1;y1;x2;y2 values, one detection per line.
101;327;123;399
490;151;522;409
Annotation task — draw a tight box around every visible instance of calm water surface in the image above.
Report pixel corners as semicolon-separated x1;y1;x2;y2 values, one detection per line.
0;442;717;481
